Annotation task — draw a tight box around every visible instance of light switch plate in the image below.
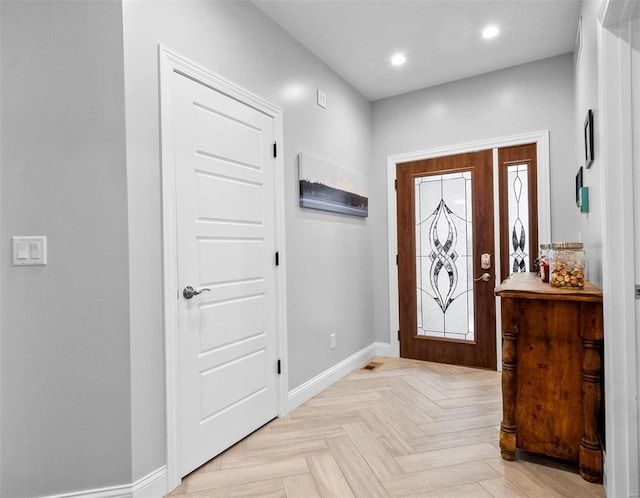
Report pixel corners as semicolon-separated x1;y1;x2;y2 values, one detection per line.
12;236;47;265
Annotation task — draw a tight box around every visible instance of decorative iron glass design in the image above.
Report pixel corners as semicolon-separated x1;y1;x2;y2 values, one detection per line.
415;172;474;342
507;164;529;274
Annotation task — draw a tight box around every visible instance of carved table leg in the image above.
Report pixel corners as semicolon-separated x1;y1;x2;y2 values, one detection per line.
580;337;602;483
500;329;517;461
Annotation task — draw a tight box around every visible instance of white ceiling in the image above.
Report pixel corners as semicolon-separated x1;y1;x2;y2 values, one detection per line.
253;0;581;101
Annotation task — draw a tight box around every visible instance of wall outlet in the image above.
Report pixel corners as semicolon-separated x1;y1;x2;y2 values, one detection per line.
330;333;336;350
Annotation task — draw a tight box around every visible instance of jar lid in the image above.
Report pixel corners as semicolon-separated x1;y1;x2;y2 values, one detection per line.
551;242;584;249
539;243;550;249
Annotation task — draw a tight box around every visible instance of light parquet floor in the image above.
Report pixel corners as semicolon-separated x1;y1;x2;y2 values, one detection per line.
167;356;605;498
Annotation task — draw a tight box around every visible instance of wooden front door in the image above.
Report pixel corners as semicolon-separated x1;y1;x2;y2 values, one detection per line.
397;150;497;369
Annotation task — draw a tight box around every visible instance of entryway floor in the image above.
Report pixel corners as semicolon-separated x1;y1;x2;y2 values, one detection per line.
167;356;605;497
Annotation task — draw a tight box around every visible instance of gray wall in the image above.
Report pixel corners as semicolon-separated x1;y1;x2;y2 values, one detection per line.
0;0;374;493
371;54;576;343
575;0;603;286
0;1;132;496
122;0;374;483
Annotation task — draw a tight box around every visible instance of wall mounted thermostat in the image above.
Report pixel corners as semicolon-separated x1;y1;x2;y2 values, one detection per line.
12;236;47;266
317;89;327;109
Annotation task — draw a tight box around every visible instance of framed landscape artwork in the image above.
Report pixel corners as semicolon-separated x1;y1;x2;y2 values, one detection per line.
298;153;369;217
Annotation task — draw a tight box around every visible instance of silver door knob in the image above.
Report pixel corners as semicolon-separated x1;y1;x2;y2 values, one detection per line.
183;286;211;299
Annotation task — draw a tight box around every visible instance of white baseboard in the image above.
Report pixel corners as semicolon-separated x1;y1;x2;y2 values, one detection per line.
132;467;167;498
43;466;167;498
374;341;395;357
41;342;396;498
286;342;392;412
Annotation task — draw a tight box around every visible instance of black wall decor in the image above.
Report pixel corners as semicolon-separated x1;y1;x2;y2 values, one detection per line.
584;109;594;168
576;166;583;207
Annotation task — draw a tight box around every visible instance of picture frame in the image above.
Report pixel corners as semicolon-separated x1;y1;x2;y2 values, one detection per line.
298;153;369;217
584;109;594;168
576;166;583;207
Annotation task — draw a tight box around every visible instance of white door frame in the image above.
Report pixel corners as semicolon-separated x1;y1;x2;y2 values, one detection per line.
597;1;639;495
158;46;289;490
386;131;551;367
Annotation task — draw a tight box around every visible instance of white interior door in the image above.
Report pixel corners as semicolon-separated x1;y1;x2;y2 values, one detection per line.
169;70;279;477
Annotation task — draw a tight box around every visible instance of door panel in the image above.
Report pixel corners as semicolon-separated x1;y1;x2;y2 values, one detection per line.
498;143;539;280
198;239;264;283
397;150;496;369
193;101;264;169
200;349;267;419
170;71;278;477
198;296;265;352
196;172;263;224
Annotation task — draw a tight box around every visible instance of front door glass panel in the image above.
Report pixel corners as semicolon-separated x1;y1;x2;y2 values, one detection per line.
414;171;474;342
507;163;530;274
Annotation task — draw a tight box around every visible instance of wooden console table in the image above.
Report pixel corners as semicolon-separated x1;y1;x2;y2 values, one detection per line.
495;273;603;483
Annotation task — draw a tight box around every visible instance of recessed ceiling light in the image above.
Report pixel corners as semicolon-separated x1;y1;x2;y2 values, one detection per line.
482;25;500;39
391;53;406;66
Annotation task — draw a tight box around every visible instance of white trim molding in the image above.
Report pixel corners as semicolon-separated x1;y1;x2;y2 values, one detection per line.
158;46;288;491
42;467;167;498
597;6;640;496
131;467;168;498
599;0;639;27
374;342;395;358
286;343;384;412
386;131;551;362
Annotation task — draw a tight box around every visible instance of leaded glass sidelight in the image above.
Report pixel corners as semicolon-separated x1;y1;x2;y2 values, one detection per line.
507;164;530;274
415;172;474;342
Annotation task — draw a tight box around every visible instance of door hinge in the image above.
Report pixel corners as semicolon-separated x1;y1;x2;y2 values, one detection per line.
277;359;282;374
397;330;400;341
275;251;280;266
396;254;399;266
636;285;640;299
395;179;397;190
273;142;277;158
